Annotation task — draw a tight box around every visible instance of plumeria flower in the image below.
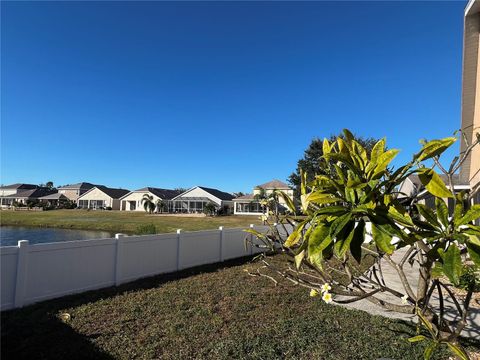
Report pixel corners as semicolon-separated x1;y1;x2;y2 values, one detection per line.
321;283;332;293
401;295;409;304
322;292;333;304
310;289;320;297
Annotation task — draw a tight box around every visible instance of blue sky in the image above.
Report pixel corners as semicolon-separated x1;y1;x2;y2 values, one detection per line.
1;1;467;193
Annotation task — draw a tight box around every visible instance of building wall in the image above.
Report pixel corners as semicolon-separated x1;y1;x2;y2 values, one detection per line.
461;4;480;195
58;189;80;202
77;188;115;209
120;191;163;211
0;189;19;197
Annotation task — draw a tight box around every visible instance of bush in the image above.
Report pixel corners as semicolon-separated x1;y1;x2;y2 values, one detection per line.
105;206;112;211
136;223;157;235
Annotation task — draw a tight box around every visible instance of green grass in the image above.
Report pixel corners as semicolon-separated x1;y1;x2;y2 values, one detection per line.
2;256;479;360
0;210;261;234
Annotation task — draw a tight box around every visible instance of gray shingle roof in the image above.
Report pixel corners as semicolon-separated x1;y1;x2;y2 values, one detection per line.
58;182;98;190
0;183;38;190
256;180;290;190
233;194;255;201
197;187;234;201
135;187;182;200
96;186;130;199
1;188;57;199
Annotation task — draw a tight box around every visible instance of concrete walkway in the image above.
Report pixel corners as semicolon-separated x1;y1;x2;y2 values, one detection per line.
335;248;480;339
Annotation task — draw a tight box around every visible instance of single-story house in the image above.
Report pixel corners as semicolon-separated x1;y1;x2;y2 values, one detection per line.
0;183;38;197
120;187;181;212
398;173;470;214
171;186;234;214
0;188;57;207
233;179;294;215
38;193;70;207
77;186;130;210
57;182;98;202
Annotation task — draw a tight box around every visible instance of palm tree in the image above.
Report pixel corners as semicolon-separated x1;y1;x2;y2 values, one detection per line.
141;194;156;214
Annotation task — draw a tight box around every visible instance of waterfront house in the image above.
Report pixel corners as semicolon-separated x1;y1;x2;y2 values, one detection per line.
120;187;181;212
57;182;97;202
0;183;37;197
0;187;57;207
171;186;234;214
77;186;130;210
233;180;294;215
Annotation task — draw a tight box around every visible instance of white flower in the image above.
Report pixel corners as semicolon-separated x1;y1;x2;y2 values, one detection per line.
321;283;332;293
401;295;409;304
310;289;320;297
322;292;333;304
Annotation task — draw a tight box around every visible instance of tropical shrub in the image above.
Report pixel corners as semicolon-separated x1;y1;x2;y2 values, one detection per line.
136;223;157;235
246;129;480;359
203;202;218;216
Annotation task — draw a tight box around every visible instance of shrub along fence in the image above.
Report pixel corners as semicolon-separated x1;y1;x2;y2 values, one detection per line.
1;225;269;311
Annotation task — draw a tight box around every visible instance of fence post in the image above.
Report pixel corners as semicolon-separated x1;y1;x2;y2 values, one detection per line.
115;233;127;286
249;224;254;255
219;226;224;262
14;240;29;308
176;229;182;270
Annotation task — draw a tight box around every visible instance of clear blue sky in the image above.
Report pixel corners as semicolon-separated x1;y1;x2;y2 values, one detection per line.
1;1;467;193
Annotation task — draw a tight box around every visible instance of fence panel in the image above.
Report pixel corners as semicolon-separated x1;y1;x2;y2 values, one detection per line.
1;247;18;310
24;239;117;304
120;234;178;283
179;230;221;269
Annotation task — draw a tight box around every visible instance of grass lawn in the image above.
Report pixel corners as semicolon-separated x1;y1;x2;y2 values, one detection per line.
2;256;479;360
0;210;261;234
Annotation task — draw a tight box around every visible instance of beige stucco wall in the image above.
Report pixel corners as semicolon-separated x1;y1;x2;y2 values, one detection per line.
461;3;480;194
58;189;80;201
77;188;116;209
120;191;163;211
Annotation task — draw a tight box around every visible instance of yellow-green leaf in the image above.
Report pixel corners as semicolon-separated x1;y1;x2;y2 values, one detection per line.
418;169;453;198
415;137;456;161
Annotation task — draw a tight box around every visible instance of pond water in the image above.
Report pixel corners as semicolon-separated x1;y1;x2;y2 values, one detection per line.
0;226;115;247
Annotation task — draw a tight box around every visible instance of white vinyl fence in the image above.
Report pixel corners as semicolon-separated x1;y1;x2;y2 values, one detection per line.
1;225;269;311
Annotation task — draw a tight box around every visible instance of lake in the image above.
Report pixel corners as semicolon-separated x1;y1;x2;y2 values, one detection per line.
0;226;115;247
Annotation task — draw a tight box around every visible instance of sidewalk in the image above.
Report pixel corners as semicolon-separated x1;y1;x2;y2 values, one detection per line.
335;248;480;339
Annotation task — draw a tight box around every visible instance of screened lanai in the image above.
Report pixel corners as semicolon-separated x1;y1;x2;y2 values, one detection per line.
171;197;216;213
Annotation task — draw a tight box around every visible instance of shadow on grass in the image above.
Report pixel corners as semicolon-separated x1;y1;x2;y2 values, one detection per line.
1;256;256;360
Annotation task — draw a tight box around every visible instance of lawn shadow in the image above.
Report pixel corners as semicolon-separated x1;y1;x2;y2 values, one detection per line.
1;256;256;359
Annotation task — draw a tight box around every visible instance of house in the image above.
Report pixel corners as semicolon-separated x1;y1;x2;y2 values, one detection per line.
0;187;57;207
398;173;470;216
233;179;294;215
38;193;70;207
461;0;480;206
170;186;234;214
57;182;97;202
0;183;38;197
77;186;130;210
120;187;181;212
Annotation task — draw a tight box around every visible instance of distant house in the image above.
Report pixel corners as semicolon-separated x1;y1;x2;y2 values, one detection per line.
398;173;470;214
171;186;234;214
0;187;57;207
233;179;294;215
0;183;38;197
57;182;97;202
77;186;130;210
120;187;181;212
38;193;70;207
